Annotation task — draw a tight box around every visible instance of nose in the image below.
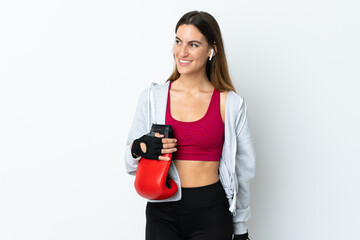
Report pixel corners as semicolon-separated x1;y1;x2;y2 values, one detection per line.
179;44;189;57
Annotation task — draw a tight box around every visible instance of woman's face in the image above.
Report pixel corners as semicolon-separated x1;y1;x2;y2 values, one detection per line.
173;24;213;76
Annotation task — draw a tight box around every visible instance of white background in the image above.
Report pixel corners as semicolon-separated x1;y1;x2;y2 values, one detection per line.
1;0;359;239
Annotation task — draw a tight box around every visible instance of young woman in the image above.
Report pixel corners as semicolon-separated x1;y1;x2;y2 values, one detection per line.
125;11;255;240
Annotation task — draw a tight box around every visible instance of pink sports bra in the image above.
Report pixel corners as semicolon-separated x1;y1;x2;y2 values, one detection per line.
165;81;224;161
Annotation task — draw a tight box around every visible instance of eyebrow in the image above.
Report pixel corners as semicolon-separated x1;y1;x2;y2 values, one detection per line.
175;36;203;45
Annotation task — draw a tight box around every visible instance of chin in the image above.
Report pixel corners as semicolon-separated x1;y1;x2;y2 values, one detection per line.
177;66;196;75
178;70;193;75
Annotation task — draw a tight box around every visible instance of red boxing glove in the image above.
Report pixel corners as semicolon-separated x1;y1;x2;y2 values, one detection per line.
134;124;178;200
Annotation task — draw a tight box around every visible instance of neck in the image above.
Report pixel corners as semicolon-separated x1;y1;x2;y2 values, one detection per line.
175;71;212;92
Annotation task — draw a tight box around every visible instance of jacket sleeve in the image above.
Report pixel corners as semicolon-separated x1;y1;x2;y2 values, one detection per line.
124;88;150;176
233;98;256;234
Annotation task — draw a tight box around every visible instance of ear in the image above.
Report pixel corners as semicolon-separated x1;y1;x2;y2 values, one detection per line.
209;44;218;57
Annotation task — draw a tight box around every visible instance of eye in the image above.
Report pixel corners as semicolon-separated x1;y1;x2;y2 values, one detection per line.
190;43;199;48
175;39;181;45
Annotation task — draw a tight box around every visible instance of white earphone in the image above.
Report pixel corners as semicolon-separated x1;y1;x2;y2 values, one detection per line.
209;48;214;61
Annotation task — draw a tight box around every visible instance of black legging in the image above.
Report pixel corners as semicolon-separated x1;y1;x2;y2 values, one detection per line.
146;180;233;240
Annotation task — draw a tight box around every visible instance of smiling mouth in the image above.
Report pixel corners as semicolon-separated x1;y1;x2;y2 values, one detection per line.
178;59;193;66
179;59;192;63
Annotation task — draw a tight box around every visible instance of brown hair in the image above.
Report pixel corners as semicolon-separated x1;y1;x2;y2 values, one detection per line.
167;11;236;92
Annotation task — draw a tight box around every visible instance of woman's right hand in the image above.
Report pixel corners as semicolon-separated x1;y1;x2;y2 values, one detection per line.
131;132;177;161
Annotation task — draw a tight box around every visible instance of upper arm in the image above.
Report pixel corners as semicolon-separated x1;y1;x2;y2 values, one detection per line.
125;88;149;174
126;88;150;143
233;97;256;225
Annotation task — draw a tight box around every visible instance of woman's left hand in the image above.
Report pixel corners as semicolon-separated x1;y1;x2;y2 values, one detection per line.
232;232;250;240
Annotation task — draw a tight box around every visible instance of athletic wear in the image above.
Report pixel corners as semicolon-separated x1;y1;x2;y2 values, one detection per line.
131;135;163;160
146;180;233;240
125;81;256;234
165;81;224;161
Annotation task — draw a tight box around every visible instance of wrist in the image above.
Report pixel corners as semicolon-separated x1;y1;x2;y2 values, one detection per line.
131;139;141;158
233;231;249;240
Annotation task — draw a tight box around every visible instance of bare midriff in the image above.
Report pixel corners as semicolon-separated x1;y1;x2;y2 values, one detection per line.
174;160;220;187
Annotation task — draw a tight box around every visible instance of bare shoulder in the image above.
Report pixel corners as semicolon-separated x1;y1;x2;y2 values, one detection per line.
220;90;229;103
220;90;229;123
